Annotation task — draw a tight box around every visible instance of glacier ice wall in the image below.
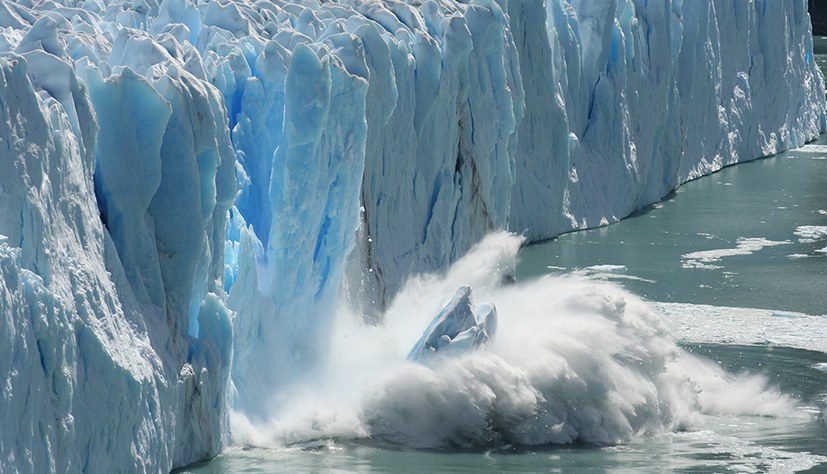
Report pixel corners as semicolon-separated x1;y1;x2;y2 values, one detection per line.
0;0;824;470
0;9;235;473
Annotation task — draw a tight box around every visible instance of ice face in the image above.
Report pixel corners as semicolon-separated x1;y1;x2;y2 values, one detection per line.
0;0;824;471
0;11;234;474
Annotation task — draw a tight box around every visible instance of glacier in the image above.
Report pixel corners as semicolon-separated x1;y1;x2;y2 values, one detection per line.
0;0;824;471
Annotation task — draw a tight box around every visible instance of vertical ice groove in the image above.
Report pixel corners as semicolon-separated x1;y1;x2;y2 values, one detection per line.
85;65;170;308
1;6;236;471
0;0;825;471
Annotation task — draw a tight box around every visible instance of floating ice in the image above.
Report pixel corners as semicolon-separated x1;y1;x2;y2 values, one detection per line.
654;302;827;353
798;144;827;154
572;264;656;283
795;225;827;243
681;238;792;269
787;253;814;259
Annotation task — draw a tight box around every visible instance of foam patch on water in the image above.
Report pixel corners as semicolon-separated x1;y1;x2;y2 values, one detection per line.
681;238;791;269
231;233;801;450
654;303;827;353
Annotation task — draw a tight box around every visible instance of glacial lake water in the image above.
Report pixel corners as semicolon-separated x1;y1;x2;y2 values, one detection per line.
183;139;827;472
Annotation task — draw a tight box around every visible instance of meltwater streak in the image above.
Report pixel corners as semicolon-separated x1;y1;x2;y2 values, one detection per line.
230;233;801;450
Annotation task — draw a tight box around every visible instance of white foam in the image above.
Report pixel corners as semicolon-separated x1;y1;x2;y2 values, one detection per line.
230;233;801;450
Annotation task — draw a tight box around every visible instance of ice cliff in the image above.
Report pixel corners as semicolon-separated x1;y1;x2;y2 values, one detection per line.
0;0;823;471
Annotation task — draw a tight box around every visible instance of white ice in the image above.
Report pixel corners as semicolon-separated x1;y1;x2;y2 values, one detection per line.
681;237;792;269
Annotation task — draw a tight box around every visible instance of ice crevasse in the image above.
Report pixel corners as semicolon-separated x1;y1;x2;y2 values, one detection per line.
0;0;823;471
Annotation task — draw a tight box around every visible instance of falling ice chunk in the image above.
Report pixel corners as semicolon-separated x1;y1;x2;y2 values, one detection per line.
407;286;497;362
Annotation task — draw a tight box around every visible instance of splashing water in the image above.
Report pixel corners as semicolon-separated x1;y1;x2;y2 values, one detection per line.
230;232;800;449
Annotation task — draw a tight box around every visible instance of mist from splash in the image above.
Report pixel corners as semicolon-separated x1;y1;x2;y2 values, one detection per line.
230;232;800;449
